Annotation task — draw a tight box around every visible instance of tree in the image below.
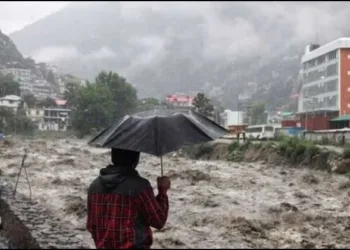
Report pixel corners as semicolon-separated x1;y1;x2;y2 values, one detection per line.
192;93;214;117
46;70;56;85
0;73;21;96
136;97;160;112
71;71;138;137
38;97;56;107
95;71;138;118
23;94;37;108
0;107;36;135
64;81;81;106
247;102;267;125
71;82;114;137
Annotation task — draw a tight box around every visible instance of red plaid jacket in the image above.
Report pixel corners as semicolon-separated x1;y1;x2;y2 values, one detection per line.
87;166;169;249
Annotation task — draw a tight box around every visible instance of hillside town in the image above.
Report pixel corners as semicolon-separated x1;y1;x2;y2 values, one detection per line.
1;37;350;138
0;57;88;132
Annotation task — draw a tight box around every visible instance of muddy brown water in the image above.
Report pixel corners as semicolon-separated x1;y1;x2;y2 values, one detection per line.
1;139;350;248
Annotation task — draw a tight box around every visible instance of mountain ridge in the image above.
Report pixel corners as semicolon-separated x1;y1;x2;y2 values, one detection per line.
9;2;350;110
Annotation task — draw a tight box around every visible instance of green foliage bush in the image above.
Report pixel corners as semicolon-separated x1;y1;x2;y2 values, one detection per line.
252;142;262;149
277;136;319;163
239;141;251;151
228;150;244;162
263;141;275;149
0;107;36;135
228;141;240;152
227;141;247;162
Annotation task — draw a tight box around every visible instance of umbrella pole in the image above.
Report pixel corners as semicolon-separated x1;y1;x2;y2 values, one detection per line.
160;156;163;176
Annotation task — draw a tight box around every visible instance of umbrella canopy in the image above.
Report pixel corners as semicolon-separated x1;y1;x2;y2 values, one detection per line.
88;108;229;157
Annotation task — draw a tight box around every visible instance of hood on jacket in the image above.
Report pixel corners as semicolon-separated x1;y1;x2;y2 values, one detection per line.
99;148;141;190
99;165;139;189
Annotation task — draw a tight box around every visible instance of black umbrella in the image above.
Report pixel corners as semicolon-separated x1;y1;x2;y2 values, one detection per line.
89;108;229;175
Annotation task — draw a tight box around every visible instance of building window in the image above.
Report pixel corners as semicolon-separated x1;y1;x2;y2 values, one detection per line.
307;59;315;68
328;50;337;61
326;63;337;77
325;79;338;92
326;95;338;108
316;55;326;65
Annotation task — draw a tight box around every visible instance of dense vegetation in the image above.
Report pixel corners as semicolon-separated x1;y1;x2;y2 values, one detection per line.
64;71;138;137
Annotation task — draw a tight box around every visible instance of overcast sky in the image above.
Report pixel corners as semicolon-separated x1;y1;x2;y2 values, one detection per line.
0;1;69;34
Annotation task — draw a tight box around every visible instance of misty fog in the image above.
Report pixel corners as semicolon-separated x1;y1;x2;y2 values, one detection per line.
4;1;350;106
14;1;348;63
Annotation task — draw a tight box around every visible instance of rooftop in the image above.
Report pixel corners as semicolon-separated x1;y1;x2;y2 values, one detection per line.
0;95;22;101
302;37;350;63
330;114;350;122
166;94;194;103
54;99;67;106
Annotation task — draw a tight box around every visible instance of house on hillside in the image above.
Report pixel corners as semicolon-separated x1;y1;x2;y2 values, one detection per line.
26;99;71;131
43;99;71;131
27;107;44;122
165;94;194;108
0;95;24;113
26;106;45;129
32;79;52;100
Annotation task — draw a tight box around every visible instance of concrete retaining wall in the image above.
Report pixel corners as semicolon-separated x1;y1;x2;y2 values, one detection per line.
304;130;350;145
0;183;89;249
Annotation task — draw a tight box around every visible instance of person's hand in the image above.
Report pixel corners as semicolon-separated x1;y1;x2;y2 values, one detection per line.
157;176;171;192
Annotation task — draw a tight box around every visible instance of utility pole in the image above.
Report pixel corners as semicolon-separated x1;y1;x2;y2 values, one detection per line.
305;110;308;131
237;102;240;126
305;96;317;131
312;99;315;131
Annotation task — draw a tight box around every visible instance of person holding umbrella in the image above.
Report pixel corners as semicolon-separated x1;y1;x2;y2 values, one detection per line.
88;108;228;248
86;148;171;249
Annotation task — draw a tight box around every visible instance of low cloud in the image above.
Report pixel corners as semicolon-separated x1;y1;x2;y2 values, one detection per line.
32;46;116;63
22;1;350;69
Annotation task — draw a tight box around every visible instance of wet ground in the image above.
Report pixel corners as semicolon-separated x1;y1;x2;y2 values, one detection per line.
1;138;350;248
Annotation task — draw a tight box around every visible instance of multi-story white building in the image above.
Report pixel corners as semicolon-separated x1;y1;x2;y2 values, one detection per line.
26;99;71;131
32;79;51;100
43;105;71;131
0;68;33;96
298;38;350;115
0;68;31;80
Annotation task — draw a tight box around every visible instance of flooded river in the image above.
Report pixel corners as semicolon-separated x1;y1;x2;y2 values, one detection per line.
1;138;350;248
